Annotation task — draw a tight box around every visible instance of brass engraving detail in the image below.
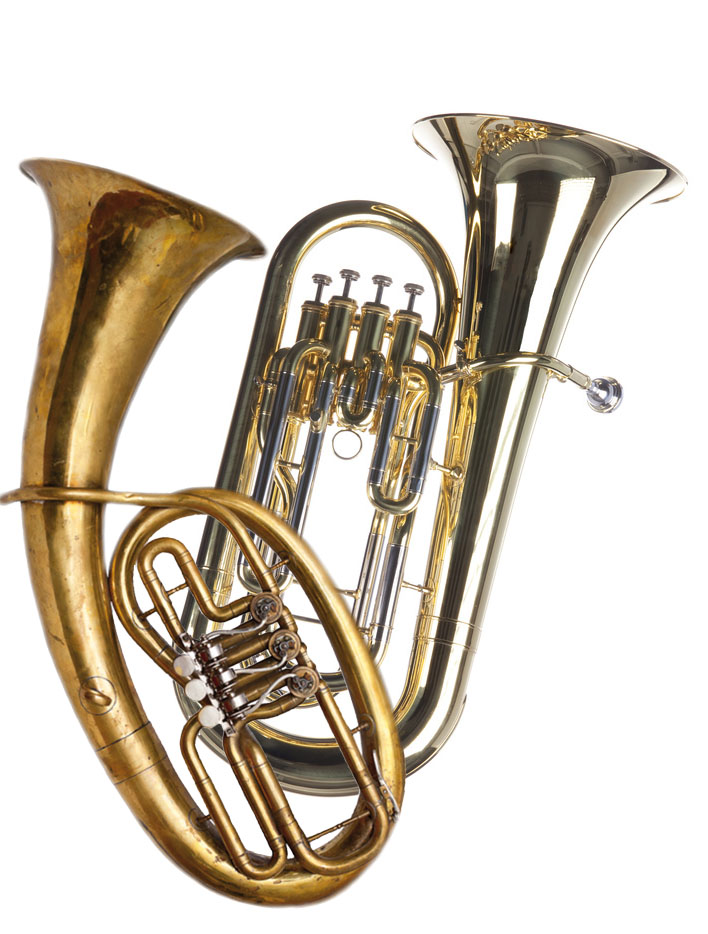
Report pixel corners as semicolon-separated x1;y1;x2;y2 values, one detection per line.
478;118;551;156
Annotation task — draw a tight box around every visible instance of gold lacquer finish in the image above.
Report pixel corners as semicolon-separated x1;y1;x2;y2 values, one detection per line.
4;161;403;904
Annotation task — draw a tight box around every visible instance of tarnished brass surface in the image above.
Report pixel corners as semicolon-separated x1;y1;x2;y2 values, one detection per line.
179;115;685;794
4;162;403;904
108;491;399;882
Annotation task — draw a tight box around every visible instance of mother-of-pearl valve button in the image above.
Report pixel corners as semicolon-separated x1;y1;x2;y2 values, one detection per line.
173;653;197;678
198;705;222;728
185;678;208;701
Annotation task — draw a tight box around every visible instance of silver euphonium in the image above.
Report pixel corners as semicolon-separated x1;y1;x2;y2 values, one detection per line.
178;113;685;794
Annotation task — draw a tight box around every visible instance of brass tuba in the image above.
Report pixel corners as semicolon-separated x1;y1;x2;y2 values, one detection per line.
177;114;685;793
2;114;684;899
1;159;405;904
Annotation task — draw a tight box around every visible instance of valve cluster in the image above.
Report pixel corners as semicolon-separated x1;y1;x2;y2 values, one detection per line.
308;268;425;313
173;593;319;731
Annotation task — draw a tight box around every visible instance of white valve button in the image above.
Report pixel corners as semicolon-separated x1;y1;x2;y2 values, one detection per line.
185;678;208;701
198;705;222;728
173;654;196;678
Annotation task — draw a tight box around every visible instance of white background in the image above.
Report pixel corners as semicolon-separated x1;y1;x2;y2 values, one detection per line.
1;2;705;932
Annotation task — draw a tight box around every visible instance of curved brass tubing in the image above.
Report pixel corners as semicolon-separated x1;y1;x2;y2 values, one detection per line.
7;160;403;903
180;199;460;640
180;116;685;795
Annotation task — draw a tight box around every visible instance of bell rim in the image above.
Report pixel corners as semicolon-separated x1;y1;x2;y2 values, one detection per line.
413;112;687;201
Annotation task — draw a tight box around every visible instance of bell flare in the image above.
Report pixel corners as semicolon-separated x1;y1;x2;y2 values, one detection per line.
412;113;686;205
20;158;265;490
226;115;686;796
20;156;265;260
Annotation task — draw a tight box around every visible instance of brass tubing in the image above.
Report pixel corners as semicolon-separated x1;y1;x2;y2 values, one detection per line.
288;362;337;535
337;302;388;426
337;352;386;429
352;510;389;627
388;310;422;378
181;715;287;880
298;386;425;699
352;303;388;367
296;300;326;341
221;117;686;796
138;537;254;642
109;487;403;862
439;351;594;386
402;363;442;497
346;379;428;678
251;339;328;506
239;692;303;721
415;330;445;370
240;414;302;594
237;725;388;876
366;381;429;662
219;632;274;667
368;380;403;498
12;158;404;897
321;297;356;366
226;666;290;703
308;814;369;844
257;348;289;449
183;201;459;641
368;510;415;666
221;731;289;869
367;363;440;516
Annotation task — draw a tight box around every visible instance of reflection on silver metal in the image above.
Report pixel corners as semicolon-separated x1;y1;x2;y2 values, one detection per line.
181;114;685;795
586;377;623;413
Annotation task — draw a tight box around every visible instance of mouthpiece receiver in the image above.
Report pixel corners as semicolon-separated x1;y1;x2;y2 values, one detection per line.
585;377;623;413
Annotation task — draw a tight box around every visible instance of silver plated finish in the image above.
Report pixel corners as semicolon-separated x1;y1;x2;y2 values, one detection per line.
237;114;684;793
180;115;685;794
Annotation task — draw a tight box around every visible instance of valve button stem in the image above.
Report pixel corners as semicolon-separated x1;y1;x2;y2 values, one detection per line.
403;282;424;311
339;268;360;298
372;274;393;304
311;273;332;304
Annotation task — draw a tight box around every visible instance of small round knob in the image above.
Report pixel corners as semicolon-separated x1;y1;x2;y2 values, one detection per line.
339;268;360;298
372;274;393;304
185;678;208;701
586;377;623;413
311;273;332;304
198;704;222;728
404;282;424;311
173;653;196;678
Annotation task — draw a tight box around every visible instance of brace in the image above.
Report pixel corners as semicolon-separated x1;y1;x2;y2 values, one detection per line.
438;350;623;413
